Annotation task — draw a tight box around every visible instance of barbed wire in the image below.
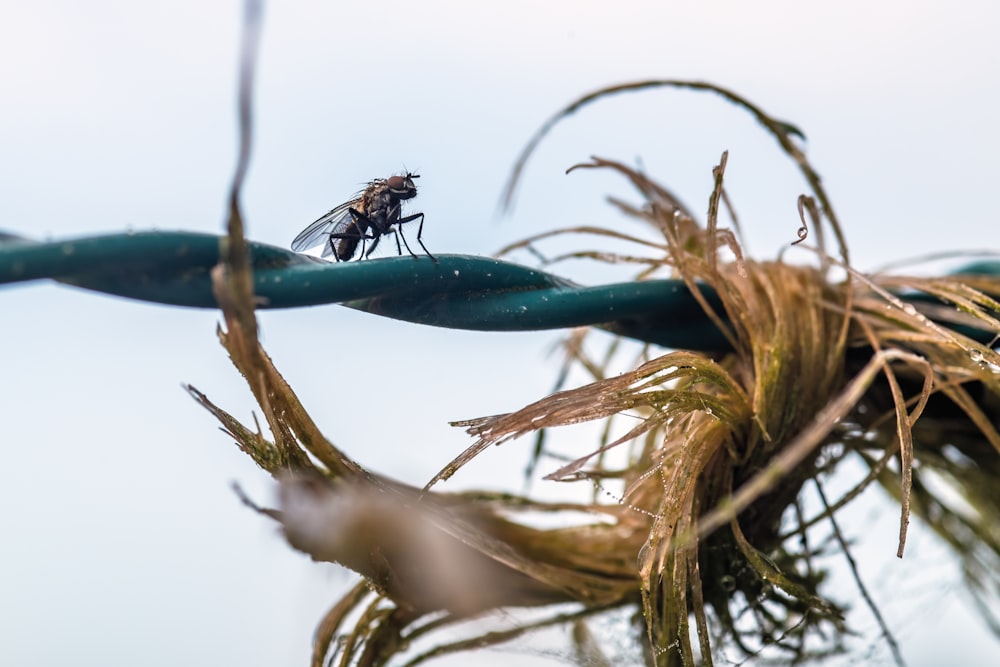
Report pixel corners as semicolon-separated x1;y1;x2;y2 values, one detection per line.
2;229;997;350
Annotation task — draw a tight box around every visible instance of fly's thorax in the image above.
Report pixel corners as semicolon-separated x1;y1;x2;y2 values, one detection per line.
358;183;402;230
359;180;389;215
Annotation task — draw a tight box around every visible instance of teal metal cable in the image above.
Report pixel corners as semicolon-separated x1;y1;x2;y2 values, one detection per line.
2;230;998;350
0;231;727;350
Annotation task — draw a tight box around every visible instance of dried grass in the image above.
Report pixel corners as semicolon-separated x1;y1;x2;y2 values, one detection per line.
195;80;1000;665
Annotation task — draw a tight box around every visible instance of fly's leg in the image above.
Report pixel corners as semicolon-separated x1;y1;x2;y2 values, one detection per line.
349;208;370;259
364;233;383;258
393;228;408;257
327;230;370;261
360;205;404;260
379;202;411;258
366;229;398;258
396;211;436;263
413;212;437;263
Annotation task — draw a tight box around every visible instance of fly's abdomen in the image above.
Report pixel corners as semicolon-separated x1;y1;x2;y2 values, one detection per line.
334;218;365;261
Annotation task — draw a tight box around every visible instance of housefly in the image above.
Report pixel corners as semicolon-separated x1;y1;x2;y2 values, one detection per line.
290;173;436;262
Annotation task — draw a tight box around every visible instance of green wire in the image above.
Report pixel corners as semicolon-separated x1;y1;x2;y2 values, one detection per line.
2;230;998;350
0;230;727;349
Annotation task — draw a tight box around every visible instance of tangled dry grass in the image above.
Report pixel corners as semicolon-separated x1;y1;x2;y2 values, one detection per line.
194;81;1000;666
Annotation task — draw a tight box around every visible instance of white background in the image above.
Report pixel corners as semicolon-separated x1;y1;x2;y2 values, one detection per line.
1;1;998;665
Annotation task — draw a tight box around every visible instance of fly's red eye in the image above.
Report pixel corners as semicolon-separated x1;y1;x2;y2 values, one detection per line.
387;176;406;189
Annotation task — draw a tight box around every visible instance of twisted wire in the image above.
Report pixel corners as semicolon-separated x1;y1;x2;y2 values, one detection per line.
2;230;996;350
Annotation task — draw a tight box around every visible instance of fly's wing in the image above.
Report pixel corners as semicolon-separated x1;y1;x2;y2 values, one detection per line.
290;200;358;257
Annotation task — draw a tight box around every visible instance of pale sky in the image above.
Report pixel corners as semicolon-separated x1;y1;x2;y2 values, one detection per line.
2;2;999;665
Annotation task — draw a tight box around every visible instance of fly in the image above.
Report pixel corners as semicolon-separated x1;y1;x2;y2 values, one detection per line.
290;173;436;262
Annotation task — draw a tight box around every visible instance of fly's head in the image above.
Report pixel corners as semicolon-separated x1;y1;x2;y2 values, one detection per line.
385;173;419;201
